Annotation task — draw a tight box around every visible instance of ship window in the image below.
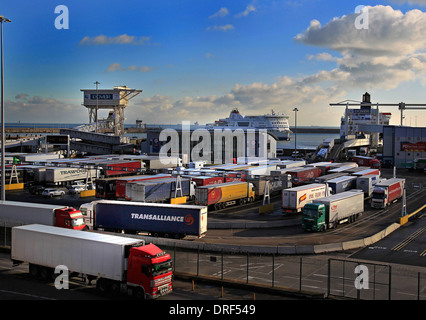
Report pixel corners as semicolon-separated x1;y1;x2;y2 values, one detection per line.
238;122;249;126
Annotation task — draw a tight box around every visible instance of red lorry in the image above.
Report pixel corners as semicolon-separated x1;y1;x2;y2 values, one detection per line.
370;178;405;209
286;167;321;185
353;156;381;170
190;175;224;187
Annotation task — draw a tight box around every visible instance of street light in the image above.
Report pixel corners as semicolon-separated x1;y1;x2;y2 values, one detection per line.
1;16;11;201
292;107;298;158
94;81;100;134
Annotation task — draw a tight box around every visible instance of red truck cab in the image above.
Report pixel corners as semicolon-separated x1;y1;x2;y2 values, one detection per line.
127;243;173;299
55;207;86;230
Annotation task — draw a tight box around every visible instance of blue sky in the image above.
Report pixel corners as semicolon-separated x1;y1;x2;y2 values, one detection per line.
2;0;426;126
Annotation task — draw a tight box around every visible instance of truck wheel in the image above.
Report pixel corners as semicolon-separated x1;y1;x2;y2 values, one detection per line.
134;288;146;300
96;278;110;293
40;266;53;281
29;264;39;278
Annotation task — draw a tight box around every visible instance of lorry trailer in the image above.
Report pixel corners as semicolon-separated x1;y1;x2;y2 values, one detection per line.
0;200;86;230
79;200;207;238
327;175;358;194
11;224;172;299
115;174;172;199
246;175;292;199
282;183;329;214
127;178;196;202
195;181;255;210
302;191;364;232
352;156;381;170
313;172;348;184
356;175;382;197
370;178;405;209
286;167;321;185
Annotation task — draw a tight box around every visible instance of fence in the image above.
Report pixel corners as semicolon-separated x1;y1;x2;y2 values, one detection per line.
167;246;425;300
1;224;425;300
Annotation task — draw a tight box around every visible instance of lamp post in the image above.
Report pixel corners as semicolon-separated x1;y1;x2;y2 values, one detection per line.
1;16;11;201
292;107;298;158
94;81;100;133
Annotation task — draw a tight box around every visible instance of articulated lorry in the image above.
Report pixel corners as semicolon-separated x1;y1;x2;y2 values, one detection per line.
356;175;382;197
352;156;381;170
0;200;86;230
127;178;196;202
80;200;207;238
302;191;364;232
286;167;321;185
282;183;329;214
327;175;358;194
11;224;172;299
370;178;405;209
195;181;255;210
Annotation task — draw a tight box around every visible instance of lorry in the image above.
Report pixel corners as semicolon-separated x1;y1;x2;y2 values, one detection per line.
370;178;405;209
195;181;256;210
11;224;172;299
79;200;207;238
45;167;98;185
404;158;426;171
115;174;172;199
351;168;380;177
352;156;381;170
301;191;364;232
286;167;321;186
356;175;382;197
0;200;86;230
243;165;277;178
190;175;224;187
327;175;358;194
313;172;348;184
246;175;292;199
282;183;329;214
128;178;196;202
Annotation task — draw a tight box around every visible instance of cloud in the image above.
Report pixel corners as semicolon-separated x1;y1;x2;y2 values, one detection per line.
294;5;426;90
105;63;153;73
209;7;229;19
388;0;426;5
79;34;151;46
206;24;235;32
5;95;84;123
236;5;256;18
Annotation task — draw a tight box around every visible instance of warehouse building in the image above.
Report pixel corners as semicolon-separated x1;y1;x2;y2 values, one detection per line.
382;126;426;168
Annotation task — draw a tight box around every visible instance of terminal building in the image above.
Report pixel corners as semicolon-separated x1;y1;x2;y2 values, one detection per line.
382;126;426;168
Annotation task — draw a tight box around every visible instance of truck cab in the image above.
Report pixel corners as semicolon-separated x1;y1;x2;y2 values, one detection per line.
371;187;387;209
301;203;326;232
55;207;86;230
127;243;173;299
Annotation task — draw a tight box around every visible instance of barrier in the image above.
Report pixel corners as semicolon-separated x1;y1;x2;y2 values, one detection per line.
259;203;274;214
5;183;24;190
80;189;96;198
170;196;187;204
399;204;426;226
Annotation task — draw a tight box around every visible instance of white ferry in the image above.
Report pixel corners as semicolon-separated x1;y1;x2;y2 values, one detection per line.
206;108;291;140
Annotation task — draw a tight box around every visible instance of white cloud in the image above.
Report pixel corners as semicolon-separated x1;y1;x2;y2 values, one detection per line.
294;5;426;90
6;95;84;123
79;34;151;45
236;5;256;18
206;24;235;32
105;63;153;73
209;7;229;19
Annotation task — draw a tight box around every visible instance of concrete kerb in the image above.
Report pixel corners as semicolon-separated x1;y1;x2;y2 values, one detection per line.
99;222;401;256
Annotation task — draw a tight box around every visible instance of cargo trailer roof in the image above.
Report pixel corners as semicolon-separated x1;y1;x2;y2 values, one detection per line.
13;224;144;246
196;181;246;189
94;199;207;210
0;200;67;210
375;178;405;187
314;190;363;202
284;183;325;191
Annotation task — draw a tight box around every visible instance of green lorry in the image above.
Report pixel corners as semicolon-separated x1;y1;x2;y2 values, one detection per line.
301;191;364;232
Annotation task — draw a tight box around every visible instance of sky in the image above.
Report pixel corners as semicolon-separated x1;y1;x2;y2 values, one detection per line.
2;0;426;127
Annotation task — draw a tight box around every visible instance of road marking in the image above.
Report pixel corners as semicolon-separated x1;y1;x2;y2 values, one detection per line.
391;227;426;251
420;249;426;257
0;289;56;300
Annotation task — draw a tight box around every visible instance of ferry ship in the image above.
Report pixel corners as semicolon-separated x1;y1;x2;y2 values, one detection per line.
206;108;291;140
